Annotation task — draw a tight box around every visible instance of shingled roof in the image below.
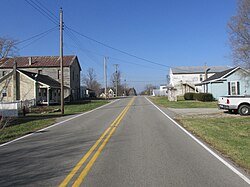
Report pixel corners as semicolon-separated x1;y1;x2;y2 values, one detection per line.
203;67;238;83
19;70;61;88
171;66;230;74
0;56;77;68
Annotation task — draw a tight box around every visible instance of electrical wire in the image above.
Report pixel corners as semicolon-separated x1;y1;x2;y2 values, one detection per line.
24;0;198;74
65;26;169;68
19;28;57;50
15;26;58;46
25;0;58;25
33;0;59;20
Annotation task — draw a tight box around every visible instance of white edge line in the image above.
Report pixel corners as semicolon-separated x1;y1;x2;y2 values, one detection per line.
145;97;250;185
0;99;119;148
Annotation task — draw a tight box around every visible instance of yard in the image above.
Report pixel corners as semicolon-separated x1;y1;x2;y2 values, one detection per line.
150;96;250;174
150;96;217;108
0;100;109;144
177;116;250;174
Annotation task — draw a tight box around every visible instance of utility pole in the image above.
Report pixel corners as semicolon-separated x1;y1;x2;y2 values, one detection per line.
60;8;64;114
114;64;119;97
104;57;108;99
124;78;126;96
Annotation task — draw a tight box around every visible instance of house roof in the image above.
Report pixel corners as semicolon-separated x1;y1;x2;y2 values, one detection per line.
195;66;250;86
171;66;230;74
0;56;78;69
19;70;61;88
203;67;238;82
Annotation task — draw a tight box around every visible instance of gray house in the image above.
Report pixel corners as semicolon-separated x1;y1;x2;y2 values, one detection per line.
196;67;250;99
0;56;81;104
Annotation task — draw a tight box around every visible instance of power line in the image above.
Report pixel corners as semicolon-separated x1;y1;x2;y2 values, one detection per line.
33;0;59;20
110;57;166;72
19;28;57;50
25;0;58;25
64;27;167;72
66;26;169;68
15;26;58;46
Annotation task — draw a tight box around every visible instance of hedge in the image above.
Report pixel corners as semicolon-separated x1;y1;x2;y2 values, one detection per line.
184;92;214;102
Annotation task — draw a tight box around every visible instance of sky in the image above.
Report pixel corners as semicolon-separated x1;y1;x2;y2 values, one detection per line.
0;0;237;92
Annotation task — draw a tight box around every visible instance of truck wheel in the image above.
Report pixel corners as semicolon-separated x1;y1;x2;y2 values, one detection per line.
229;109;237;114
238;105;250;116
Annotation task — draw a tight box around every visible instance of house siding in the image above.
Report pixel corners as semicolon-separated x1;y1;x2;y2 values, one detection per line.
0;73;13;102
170;69;215;96
69;59;81;100
206;69;250;99
19;73;35;101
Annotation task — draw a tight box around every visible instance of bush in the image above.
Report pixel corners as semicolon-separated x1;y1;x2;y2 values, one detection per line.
184;92;195;100
184;92;214;102
194;93;214;102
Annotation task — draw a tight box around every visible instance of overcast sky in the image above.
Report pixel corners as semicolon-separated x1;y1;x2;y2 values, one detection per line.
0;0;237;92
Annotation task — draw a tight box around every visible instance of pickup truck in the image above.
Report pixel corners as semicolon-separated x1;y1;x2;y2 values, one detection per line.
218;96;250;115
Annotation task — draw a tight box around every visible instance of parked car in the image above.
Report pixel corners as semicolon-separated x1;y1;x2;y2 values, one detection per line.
218;95;250;115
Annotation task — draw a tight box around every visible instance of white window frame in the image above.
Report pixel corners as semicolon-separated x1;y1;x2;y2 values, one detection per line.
230;81;239;95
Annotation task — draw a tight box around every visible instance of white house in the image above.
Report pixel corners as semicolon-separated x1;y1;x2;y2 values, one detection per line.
99;88;115;98
152;85;168;96
169;66;229;96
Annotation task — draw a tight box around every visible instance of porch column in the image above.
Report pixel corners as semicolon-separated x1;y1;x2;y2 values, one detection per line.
47;88;50;106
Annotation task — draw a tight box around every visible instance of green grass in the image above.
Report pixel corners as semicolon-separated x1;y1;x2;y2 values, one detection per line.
0;100;109;144
150;96;217;108
30;100;109;115
64;100;109;114
0;118;55;144
178;117;250;173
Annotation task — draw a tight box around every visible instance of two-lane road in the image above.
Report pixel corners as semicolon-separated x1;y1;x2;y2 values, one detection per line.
0;97;249;186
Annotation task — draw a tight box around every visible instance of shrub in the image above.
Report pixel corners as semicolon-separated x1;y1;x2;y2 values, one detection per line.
195;93;214;102
184;92;195;100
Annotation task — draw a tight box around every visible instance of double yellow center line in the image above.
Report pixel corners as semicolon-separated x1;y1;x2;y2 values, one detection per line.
59;97;135;187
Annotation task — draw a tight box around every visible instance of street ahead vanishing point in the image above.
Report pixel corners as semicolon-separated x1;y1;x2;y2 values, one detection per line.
0;97;249;187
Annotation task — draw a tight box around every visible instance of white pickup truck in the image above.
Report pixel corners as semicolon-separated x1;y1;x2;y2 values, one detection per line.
218;96;250;115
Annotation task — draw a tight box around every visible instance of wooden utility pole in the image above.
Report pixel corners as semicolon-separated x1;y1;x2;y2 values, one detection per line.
114;64;119;97
60;8;64;114
104;57;108;98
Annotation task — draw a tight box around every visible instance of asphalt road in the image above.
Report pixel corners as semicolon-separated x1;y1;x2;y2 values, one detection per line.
0;96;249;187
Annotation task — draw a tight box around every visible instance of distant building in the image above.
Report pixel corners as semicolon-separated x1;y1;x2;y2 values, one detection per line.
99;88;115;98
0;56;81;104
128;88;137;96
80;86;96;98
152;85;168;96
169;66;229;96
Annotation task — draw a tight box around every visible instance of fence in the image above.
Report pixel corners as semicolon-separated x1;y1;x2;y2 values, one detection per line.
0;99;36;117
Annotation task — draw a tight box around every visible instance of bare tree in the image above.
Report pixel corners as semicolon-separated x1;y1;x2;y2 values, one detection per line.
228;0;250;68
83;68;101;93
0;37;18;58
110;70;125;96
141;84;156;95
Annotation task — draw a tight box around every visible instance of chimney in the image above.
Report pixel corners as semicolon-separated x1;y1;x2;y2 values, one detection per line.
13;60;17;101
28;57;32;65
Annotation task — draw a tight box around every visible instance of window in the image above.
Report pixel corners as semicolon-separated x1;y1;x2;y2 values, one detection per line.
58;70;60;79
2;71;6;76
2;89;7;97
228;81;240;95
199;74;203;81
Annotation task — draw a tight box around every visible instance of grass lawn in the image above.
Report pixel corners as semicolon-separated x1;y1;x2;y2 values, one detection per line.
0;100;109;144
30;100;109;115
178;117;250;174
150;96;217;108
0;118;55;144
